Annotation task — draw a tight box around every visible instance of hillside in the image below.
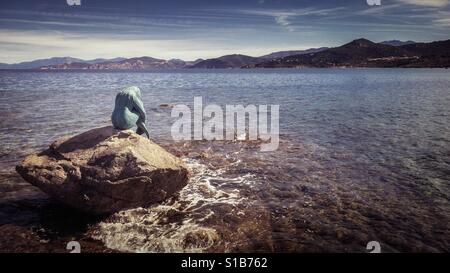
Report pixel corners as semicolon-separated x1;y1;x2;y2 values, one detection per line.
0;57;83;69
40;56;189;69
188;54;264;68
252;38;450;68
380;40;416;46
260;47;328;59
0;57;126;69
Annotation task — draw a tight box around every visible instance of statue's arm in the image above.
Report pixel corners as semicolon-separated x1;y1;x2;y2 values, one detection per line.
131;95;147;121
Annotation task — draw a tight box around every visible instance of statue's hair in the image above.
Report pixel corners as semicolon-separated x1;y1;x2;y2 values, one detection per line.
123;86;142;98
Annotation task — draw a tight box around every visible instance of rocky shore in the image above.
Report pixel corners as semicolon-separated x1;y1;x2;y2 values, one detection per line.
15;126;190;215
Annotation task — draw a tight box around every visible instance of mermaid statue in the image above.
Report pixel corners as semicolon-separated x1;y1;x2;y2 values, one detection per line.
111;86;150;138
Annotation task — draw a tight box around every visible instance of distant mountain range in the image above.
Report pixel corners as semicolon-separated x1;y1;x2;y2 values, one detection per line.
189;54;263;68
0;48;329;70
189;48;330;68
0;57;126;69
1;39;449;69
40;57;204;70
37;48;331;69
260;47;329;59
251;38;450;68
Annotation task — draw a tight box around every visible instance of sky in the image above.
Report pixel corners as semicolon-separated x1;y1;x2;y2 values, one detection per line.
1;0;450;63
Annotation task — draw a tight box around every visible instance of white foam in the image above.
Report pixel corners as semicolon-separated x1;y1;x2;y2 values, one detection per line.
91;158;257;253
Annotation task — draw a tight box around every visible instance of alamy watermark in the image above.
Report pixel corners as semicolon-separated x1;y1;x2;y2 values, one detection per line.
66;241;81;253
66;0;81;6
366;0;382;6
366;241;381;253
171;97;279;151
67;0;380;7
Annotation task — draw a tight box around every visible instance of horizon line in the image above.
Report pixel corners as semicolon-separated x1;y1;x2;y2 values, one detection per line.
1;36;449;65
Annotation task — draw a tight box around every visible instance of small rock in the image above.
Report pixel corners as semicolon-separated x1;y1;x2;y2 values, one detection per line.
159;103;174;109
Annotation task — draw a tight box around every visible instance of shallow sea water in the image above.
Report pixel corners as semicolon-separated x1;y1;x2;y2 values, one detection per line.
0;69;449;252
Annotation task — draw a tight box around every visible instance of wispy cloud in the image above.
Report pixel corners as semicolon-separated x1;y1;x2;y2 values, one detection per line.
0;30;204;62
0;29;310;63
356;2;450;29
0;9;200;31
358;4;403;15
432;10;450;25
240;7;346;32
396;0;450;7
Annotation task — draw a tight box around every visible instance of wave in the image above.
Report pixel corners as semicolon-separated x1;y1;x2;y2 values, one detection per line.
90;158;258;253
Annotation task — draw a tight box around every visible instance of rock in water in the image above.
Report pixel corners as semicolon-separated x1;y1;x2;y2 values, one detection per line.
16;126;190;215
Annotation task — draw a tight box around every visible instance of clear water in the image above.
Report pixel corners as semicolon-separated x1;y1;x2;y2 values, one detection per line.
0;69;449;252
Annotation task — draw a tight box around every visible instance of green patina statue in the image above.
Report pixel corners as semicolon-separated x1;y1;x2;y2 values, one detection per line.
112;86;150;138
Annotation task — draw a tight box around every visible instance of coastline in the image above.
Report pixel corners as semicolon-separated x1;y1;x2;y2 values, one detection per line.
0;67;449;74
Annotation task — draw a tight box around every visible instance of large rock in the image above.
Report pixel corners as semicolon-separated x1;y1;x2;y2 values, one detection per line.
16;126;190;215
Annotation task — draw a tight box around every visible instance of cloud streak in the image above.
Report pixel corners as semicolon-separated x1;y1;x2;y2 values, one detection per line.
239;7;346;32
396;0;450;7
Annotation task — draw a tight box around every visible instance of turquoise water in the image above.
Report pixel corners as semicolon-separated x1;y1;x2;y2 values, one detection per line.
0;69;449;252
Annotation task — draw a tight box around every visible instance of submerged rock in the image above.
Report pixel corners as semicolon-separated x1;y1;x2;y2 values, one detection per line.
16;126;190;215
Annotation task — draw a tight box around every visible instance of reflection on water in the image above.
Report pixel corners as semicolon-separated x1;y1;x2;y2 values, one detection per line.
0;69;449;252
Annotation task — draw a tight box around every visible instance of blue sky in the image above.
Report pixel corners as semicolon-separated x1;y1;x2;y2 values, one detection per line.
1;0;450;63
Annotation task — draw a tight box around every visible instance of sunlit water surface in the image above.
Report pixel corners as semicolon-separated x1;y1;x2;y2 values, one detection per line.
0;69;449;252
